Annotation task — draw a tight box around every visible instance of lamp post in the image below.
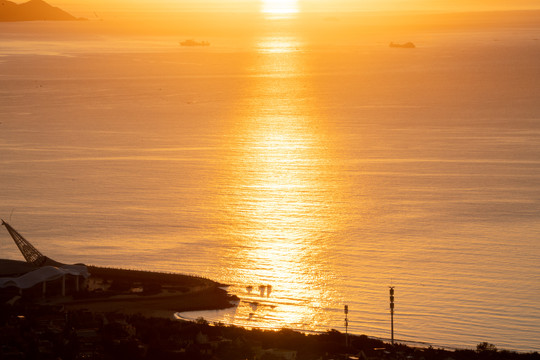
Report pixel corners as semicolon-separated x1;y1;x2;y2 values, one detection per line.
389;287;395;345
344;305;349;348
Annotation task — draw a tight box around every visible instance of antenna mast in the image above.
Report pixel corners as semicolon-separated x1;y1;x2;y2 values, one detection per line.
389;286;395;345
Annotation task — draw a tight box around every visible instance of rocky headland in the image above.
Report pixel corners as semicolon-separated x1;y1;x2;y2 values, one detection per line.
0;0;82;21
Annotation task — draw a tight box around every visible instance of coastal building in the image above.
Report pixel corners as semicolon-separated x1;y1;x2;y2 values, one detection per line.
0;220;89;302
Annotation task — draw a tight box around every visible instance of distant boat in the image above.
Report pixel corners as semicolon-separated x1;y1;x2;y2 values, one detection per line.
180;39;210;47
389;42;416;49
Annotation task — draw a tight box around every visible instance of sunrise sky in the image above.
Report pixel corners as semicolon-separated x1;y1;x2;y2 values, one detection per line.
36;0;540;13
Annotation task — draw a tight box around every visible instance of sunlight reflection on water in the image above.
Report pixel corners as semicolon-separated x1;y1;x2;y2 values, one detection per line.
257;37;302;54
209;32;344;332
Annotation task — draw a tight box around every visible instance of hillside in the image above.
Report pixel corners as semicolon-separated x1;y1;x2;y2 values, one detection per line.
0;0;80;21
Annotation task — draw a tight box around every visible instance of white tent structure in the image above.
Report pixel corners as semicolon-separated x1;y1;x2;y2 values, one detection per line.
1;220;90;298
0;264;89;296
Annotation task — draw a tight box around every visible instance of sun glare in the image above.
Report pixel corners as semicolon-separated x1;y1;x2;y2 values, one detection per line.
261;0;299;15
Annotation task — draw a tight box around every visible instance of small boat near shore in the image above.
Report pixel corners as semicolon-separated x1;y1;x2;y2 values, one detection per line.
180;39;210;46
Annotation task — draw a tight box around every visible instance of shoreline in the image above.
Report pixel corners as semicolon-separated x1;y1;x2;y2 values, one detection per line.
45;264;239;319
2;265;539;357
3;300;538;359
57;266;535;354
61;284;237;318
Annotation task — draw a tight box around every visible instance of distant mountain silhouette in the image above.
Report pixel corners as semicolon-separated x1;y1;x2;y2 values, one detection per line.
0;0;80;21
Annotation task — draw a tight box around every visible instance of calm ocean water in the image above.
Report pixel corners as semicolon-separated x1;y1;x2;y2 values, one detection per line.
1;13;539;352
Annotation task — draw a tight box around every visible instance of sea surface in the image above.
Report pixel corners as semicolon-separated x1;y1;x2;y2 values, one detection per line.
1;11;540;352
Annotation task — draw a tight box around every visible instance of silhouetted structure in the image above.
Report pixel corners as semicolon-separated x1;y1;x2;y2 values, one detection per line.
0;220;89;298
344;305;349;348
2;220;61;266
390;286;395;344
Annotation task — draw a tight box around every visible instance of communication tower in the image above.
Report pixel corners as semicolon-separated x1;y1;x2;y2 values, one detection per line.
389;286;395;344
344;305;349;347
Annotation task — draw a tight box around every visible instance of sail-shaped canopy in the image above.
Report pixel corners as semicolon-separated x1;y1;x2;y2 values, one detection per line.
0;264;89;289
2;220;65;267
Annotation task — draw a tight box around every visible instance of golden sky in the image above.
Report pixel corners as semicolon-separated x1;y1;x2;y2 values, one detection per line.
33;0;540;13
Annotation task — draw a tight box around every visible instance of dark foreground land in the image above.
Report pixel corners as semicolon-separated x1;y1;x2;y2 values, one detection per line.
1;303;539;360
1;266;539;360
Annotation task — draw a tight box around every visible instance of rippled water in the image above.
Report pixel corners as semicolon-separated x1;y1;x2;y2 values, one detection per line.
1;14;540;352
